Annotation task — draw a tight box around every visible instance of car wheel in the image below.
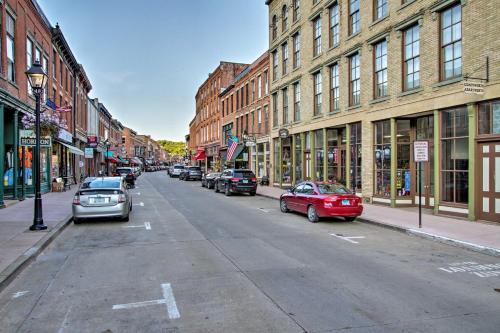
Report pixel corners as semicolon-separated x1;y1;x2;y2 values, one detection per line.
122;214;130;222
250;191;256;196
201;182;205;187
73;217;82;224
225;184;231;196
280;199;289;213
307;205;319;223
214;182;219;193
345;216;356;222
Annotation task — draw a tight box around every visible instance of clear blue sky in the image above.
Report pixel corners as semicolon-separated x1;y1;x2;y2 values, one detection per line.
38;0;269;141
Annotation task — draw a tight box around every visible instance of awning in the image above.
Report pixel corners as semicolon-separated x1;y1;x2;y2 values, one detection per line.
57;141;84;156
193;149;206;161
108;156;120;164
119;156;129;164
130;157;143;165
227;144;244;162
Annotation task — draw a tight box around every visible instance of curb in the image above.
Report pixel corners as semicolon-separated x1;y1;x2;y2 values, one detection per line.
0;215;73;293
256;193;500;258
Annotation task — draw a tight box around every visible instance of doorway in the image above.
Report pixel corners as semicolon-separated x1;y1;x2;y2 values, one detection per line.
477;141;500;222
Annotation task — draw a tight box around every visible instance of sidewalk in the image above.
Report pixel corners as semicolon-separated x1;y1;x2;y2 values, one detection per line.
257;186;500;257
0;189;75;291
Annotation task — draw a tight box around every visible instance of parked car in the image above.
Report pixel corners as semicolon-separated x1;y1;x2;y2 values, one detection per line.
169;165;185;178
113;167;136;187
202;172;221;189
180;166;202;181
279;182;363;223
72;177;132;223
214;169;257;196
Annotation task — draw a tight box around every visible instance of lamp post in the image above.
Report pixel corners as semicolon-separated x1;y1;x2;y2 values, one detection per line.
26;61;48;231
104;139;111;176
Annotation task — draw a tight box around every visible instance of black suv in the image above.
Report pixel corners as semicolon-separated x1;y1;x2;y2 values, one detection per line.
113;167;136;186
180;166;202;181
215;169;257;196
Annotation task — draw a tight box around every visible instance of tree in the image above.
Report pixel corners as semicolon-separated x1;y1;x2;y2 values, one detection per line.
157;140;185;156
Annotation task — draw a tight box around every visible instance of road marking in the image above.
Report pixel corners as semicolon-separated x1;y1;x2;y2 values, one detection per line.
330;233;365;244
135;192;141;196
258;208;271;213
133;202;145;207
112;283;180;320
438;262;500;278
144;222;151;230
12;291;29;299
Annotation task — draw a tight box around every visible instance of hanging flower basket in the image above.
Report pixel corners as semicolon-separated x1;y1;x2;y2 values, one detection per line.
21;112;68;138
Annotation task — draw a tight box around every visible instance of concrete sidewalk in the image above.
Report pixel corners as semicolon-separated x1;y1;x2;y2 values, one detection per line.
0;189;75;291
257;186;500;257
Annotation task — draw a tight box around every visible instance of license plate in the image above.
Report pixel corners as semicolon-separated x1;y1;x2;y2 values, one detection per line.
91;197;109;204
341;199;350;206
243;180;249;183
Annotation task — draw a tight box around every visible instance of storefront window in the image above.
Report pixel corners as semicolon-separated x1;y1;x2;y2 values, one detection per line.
282;137;292;184
374;120;391;197
478;100;500;135
315;130;324;181
274;139;280;183
441;107;468;203
327;129;338;182
265;142;270;178
304;132;311;179
416;116;434;196
257;143;265;177
350;122;362;192
396;120;411;197
295;134;302;182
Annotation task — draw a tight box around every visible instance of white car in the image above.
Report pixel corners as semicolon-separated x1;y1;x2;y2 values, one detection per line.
169;165;185;178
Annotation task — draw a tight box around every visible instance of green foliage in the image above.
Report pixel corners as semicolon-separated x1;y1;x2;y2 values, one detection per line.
157;140;185;156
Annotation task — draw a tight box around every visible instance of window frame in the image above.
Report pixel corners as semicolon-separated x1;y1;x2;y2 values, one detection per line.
313;71;322;116
374;39;388;99
374;0;388;21
293;81;301;122
292;32;301;69
313;16;322;57
349;0;360;35
403;25;421;91
329;3;340;48
440;4;462;81
282;42;289;75
282;87;289;124
349;53;360;106
329;63;340;113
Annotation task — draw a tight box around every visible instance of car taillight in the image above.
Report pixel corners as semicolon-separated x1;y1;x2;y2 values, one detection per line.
250;178;257;182
128;173;134;177
118;194;126;203
72;196;80;205
230;178;241;182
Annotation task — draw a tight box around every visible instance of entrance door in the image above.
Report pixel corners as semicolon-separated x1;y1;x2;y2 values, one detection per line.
304;152;311;180
478;142;500;222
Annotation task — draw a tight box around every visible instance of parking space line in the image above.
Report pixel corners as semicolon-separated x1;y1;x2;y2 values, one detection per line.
144;222;151;230
330;233;365;244
133;202;145;207
12;291;29;299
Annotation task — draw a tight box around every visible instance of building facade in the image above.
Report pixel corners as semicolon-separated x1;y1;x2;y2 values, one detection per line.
266;0;500;222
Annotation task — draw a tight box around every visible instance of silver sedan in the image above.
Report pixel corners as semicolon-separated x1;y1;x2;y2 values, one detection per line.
72;177;132;223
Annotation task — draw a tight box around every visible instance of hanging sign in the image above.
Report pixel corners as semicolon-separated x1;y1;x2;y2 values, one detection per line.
278;128;289;139
19;130;51;147
414;140;429;162
463;81;484;95
84;148;94;159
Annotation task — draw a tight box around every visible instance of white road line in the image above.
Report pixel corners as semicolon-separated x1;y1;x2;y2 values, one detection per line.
133;202;145;207
122;225;145;229
162;283;180;319
12;291;29;299
135;192;141;196
258;208;271;213
112;299;166;310
330;234;365;244
144;222;151;230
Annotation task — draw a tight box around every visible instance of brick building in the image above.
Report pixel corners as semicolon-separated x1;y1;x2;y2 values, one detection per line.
266;0;500;222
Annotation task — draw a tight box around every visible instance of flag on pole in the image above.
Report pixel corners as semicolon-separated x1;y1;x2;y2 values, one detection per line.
226;135;239;161
56;105;72;113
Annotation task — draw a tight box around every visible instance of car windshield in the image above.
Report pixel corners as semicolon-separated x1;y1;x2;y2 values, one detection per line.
174;166;184;169
234;171;255;178
189;167;201;171
116;169;131;174
317;183;352;194
82;180;121;189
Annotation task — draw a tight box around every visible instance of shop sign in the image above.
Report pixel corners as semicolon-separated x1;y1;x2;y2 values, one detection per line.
84;148;94;159
87;135;99;148
278;128;289;139
463;81;484;95
245;141;256;147
19;130;51;147
414;141;429;162
58;129;73;143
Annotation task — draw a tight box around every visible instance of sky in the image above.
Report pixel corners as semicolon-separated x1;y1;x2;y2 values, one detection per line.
38;0;269;142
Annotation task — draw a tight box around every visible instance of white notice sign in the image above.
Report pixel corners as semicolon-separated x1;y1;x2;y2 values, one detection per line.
414;141;429;162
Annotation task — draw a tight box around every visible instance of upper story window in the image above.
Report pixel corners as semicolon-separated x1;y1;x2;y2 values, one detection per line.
349;0;360;35
349;53;360;106
293;0;300;22
52;50;56;79
330;63;339;112
329;4;339;48
272;15;278;40
26;38;33;69
6;14;15;82
313;71;322;115
282;87;289;124
313;16;322;57
251;79;255;101
282;42;289;75
272;50;279;81
272;93;278;127
258;75;262;98
374;40;388;98
293;32;301;69
374;0;388;21
293;81;301;122
264;70;269;94
282;5;289;31
35;48;41;63
404;25;420;91
441;5;462;80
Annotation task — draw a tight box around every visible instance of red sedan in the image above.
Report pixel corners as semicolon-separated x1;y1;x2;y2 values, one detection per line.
280;182;363;223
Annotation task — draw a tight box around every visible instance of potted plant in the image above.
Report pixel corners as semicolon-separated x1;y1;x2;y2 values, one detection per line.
21;112;68;138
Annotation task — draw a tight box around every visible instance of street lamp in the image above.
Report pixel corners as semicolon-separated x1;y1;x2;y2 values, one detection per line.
26;60;48;231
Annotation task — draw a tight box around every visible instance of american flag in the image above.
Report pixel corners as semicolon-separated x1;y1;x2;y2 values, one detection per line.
226;135;239;161
56;105;72;113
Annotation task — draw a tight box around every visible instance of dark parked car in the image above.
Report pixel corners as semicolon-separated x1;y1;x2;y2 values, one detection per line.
279;182;363;223
113;167;136;187
201;172;221;189
214;169;257;196
180;166;202;181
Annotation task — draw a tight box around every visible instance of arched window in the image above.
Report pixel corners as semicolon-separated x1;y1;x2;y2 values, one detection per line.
282;5;289;31
272;15;278;40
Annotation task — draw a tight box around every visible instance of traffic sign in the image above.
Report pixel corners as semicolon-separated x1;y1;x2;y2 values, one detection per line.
414;141;429;162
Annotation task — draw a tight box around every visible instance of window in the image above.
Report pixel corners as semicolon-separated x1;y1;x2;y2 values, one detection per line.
258;75;262;98
264;105;269;132
6;14;15;82
313;72;322;115
404;25;420;90
330;63;339;112
52;49;56;79
374;120;391;197
245;83;249;105
293;33;300;69
282;88;288;124
295;134;302;181
272;93;278;127
350;122;362;192
349;53;360;105
26;38;33;94
315;130;324;181
35;48;41;63
313;16;322;57
396;120;411;197
60;59;63;84
282;43;289;75
293;0;300;21
251;80;255;101
441;107;468;203
349;0;360;35
272;50;278;80
42;56;49;100
329;4;339;47
441;5;462;80
258;108;262;132
374;40;388;98
272;15;278;40
282;5;288;31
293;82;300;122
374;0;388;20
478;100;500;135
264;71;269;94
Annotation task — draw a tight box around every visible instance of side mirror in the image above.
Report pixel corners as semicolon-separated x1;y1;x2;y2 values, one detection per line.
288;188;294;194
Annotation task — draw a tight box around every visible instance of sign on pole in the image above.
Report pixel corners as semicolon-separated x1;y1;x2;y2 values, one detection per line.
463;81;484;95
414;140;429;162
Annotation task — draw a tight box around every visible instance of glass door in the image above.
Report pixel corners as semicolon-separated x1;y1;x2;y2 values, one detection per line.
416;116;434;207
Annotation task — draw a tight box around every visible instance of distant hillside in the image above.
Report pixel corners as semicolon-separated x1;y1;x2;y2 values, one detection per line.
157;140;185;155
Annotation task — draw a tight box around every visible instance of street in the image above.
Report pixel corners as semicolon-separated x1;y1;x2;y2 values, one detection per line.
0;172;499;333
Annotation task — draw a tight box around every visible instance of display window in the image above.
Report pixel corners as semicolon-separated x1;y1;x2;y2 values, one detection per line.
374;120;391;197
315;130;324;181
350;122;362;192
295;134;302;182
396;120;411;197
282;137;292;184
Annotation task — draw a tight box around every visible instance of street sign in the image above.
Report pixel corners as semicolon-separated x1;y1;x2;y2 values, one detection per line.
463;81;484;95
414;141;429;162
245;141;256;147
84;148;94;158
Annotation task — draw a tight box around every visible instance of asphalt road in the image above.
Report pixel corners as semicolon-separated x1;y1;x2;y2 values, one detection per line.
0;172;499;333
